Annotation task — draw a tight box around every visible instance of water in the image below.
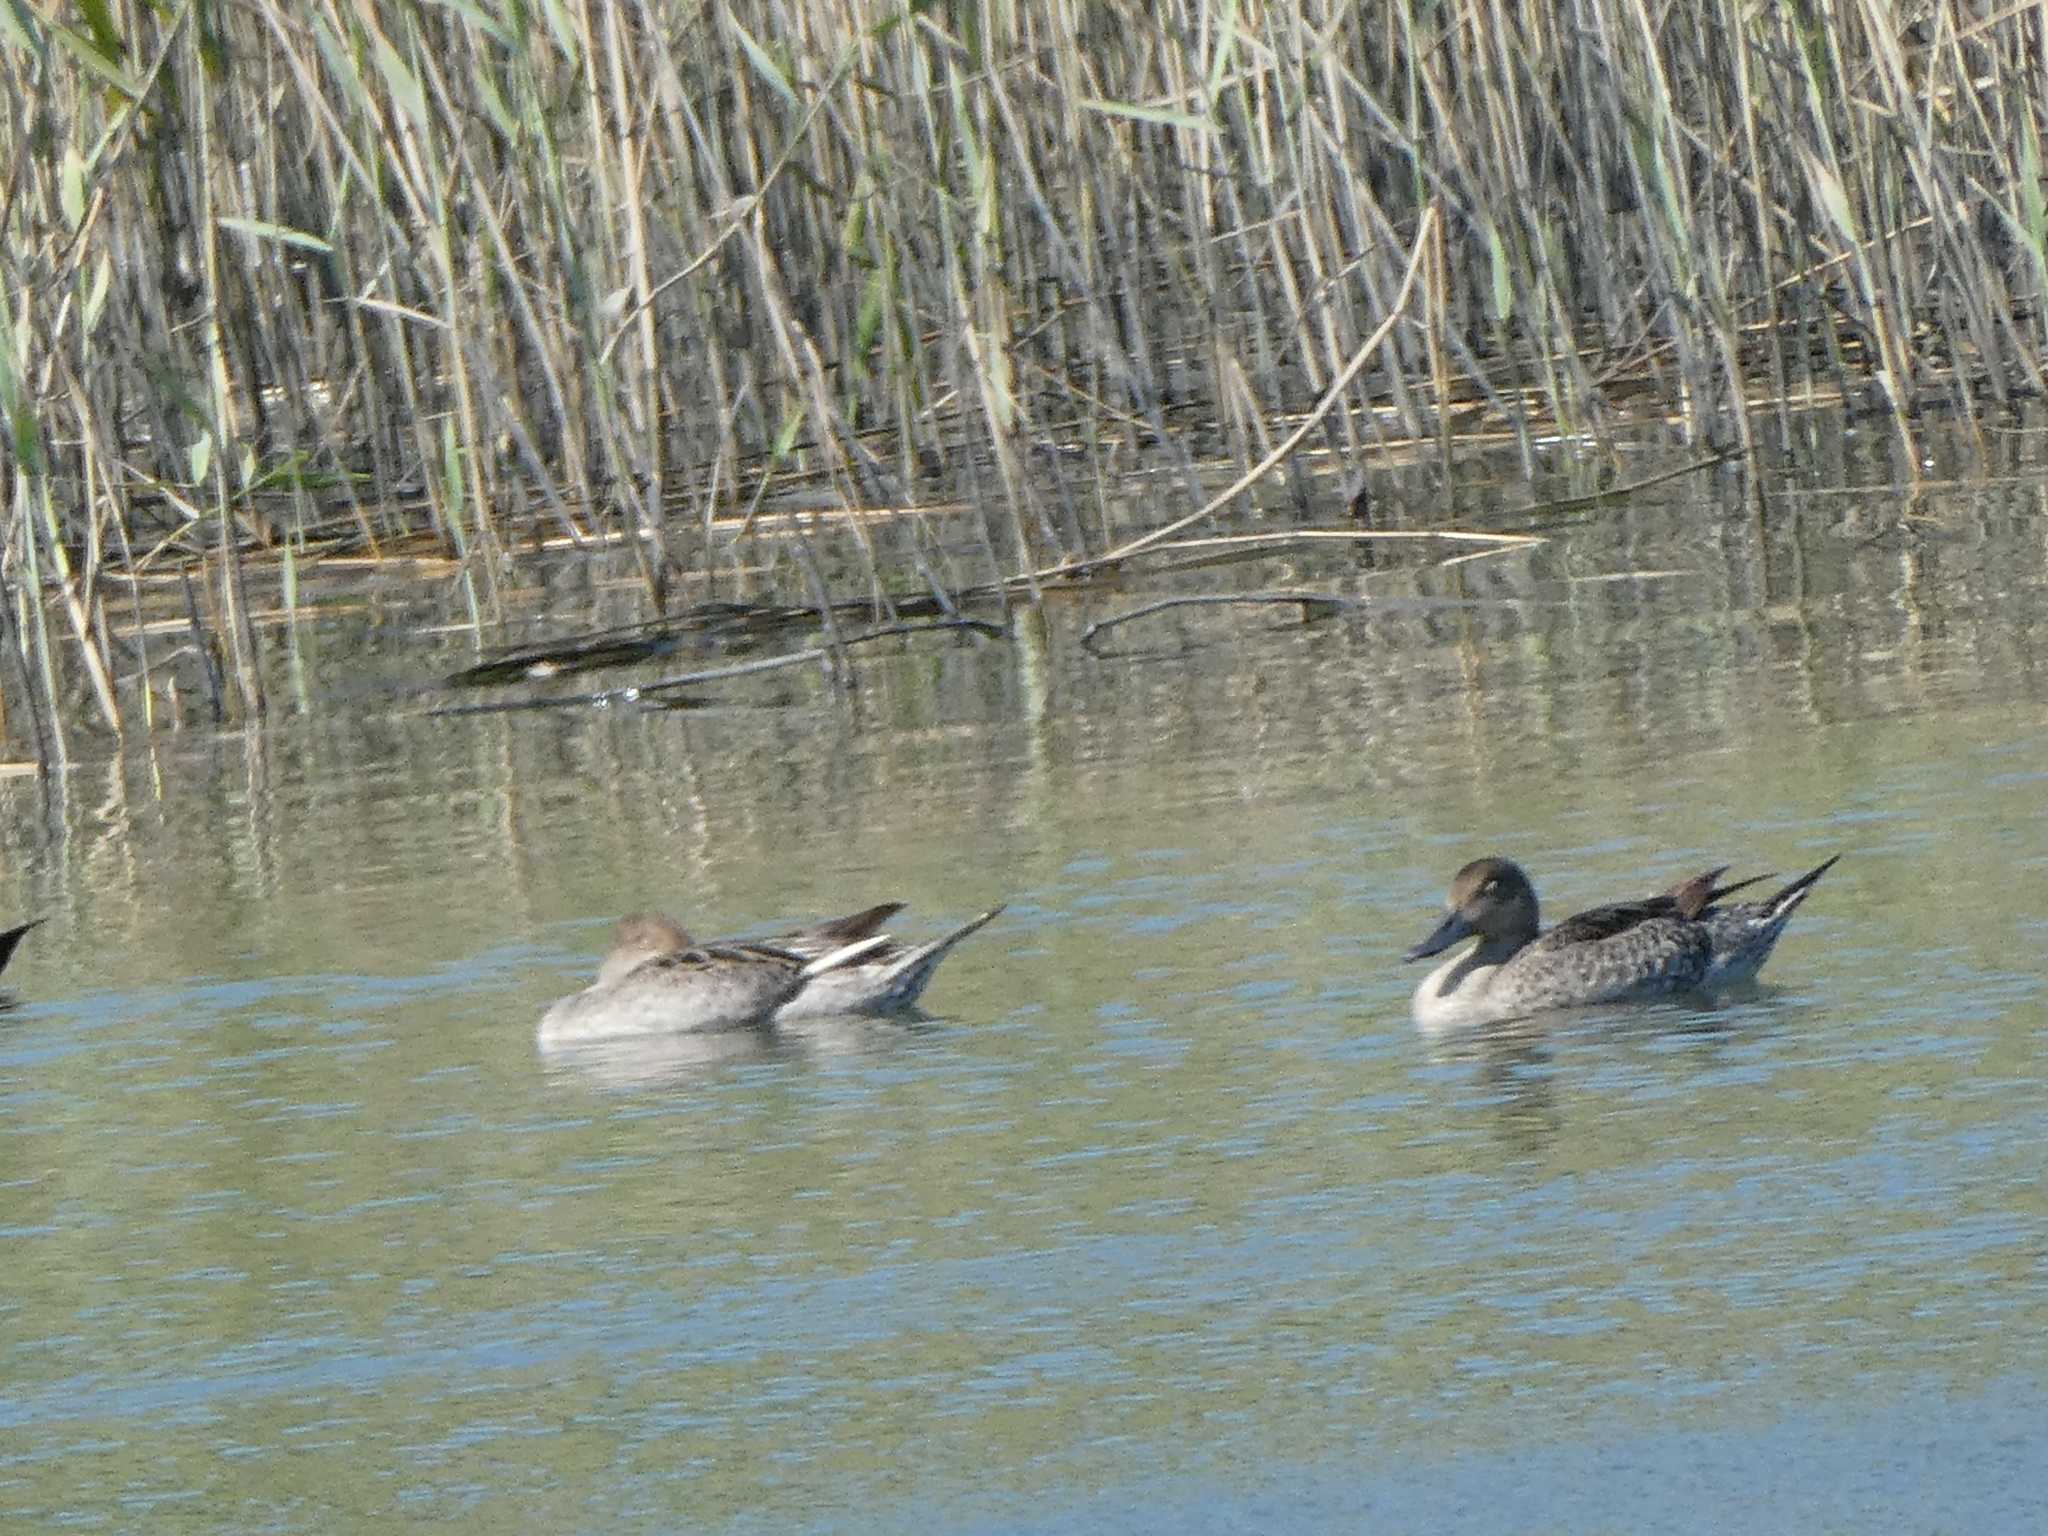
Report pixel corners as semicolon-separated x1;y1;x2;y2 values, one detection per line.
3;422;2047;1529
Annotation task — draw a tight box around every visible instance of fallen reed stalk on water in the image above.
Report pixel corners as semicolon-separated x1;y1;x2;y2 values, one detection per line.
429;616;1005;716
2;1;2042;748
1076;591;1531;655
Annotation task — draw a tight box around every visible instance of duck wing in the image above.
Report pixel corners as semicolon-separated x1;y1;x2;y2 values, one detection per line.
1543;897;1683;947
739;903;909;963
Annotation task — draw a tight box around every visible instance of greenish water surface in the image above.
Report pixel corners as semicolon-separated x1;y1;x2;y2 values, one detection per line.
3;423;2046;1530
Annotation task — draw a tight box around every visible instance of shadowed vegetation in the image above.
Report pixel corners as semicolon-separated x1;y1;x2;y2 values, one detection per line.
3;0;2044;753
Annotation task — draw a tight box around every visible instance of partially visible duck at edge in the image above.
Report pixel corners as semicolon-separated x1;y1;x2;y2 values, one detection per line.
537;903;1002;1047
1405;853;1841;1030
0;918;41;980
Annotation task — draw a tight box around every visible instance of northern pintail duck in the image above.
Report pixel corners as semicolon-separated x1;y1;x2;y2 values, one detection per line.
1406;854;1840;1029
0;920;38;976
744;902;1005;1020
537;915;887;1047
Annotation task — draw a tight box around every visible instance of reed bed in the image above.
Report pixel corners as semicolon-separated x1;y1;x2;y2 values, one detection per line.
3;0;2044;750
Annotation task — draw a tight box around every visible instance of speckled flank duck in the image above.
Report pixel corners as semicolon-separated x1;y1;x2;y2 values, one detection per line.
1405;854;1839;1029
537;915;887;1047
739;902;1006;1021
0;919;41;978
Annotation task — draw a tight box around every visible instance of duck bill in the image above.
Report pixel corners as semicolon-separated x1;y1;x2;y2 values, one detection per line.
1404;910;1474;962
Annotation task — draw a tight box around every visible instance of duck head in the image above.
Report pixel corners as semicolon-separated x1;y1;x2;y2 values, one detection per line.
1404;857;1540;961
595;913;695;985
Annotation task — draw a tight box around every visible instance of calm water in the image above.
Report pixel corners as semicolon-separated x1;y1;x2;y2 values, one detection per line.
4;420;2047;1530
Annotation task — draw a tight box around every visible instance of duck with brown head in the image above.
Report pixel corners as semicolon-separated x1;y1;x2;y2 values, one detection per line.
1405;853;1839;1030
538;900;1004;1047
537;916;887;1047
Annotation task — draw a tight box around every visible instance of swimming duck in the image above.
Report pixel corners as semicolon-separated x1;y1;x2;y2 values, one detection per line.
1406;854;1839;1029
537;915;887;1047
741;902;1005;1020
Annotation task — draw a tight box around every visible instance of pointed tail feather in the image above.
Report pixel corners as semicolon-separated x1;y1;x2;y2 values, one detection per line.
1704;871;1775;907
1764;854;1841;921
1696;852;1840;991
870;905;1006;1004
1665;867;1776;920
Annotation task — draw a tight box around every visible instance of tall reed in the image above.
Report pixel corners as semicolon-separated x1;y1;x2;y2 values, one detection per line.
2;0;2042;744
